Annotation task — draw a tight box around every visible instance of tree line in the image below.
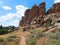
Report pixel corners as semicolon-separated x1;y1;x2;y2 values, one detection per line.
0;25;17;35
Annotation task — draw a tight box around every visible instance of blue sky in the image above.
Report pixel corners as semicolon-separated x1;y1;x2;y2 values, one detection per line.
0;0;59;27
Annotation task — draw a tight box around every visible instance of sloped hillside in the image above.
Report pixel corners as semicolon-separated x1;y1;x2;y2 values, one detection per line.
19;2;60;33
0;2;60;45
18;2;60;45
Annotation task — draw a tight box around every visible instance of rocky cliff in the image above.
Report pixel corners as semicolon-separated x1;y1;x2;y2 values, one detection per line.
19;2;60;31
47;3;60;14
19;2;46;26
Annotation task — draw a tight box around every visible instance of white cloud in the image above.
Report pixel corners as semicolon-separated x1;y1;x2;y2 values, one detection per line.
54;0;60;3
3;6;12;10
0;13;16;22
0;5;28;27
10;20;19;27
16;5;28;16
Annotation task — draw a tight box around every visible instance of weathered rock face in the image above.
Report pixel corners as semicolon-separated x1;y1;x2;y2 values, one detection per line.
20;16;27;26
28;5;39;21
20;9;30;26
47;3;60;14
19;2;60;27
24;9;31;24
39;2;46;15
20;2;46;26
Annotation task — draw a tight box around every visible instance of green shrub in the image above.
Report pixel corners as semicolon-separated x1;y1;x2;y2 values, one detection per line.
0;38;4;42
30;30;46;38
36;32;46;39
43;18;52;28
47;39;60;45
9;35;17;38
27;37;36;45
23;28;26;31
0;26;16;35
2;35;20;45
0;27;9;35
48;31;60;39
7;35;17;41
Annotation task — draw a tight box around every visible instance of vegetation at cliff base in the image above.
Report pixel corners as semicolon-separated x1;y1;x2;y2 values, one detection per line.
0;25;17;35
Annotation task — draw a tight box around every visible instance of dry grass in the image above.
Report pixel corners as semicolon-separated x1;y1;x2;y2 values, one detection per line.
0;26;59;45
0;30;21;45
0;29;30;45
0;30;21;39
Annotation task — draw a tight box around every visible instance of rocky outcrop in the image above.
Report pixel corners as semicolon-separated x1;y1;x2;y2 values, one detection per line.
39;2;46;15
19;2;60;30
19;2;46;26
47;3;60;14
20;16;26;26
28;5;39;21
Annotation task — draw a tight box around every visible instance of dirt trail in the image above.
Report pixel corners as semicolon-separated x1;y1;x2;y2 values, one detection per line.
18;36;26;45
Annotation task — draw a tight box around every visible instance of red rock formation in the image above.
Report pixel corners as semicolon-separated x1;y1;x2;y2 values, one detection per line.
19;2;60;29
20;16;27;26
38;2;46;26
20;2;46;26
24;9;31;24
30;4;39;17
39;2;46;15
47;3;60;14
20;20;23;26
24;9;30;17
28;5;39;21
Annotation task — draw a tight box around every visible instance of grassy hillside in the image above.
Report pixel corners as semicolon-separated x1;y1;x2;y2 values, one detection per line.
0;27;60;45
